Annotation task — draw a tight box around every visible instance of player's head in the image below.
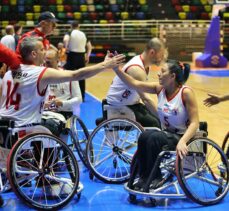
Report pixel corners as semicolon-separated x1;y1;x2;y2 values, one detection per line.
158;59;190;87
144;38;167;66
45;48;59;69
20;37;45;65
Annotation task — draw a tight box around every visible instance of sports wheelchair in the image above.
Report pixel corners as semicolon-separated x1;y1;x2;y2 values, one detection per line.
41;111;90;167
222;132;229;160
86;99;145;183
124;124;229;206
0;118;83;210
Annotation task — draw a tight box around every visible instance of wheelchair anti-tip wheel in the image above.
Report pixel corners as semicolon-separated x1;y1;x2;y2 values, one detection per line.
86;118;144;184
176;137;229;206
7;133;80;210
69;115;90;167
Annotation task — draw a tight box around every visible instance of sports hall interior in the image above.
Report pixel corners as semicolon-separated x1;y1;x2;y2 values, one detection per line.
0;0;229;210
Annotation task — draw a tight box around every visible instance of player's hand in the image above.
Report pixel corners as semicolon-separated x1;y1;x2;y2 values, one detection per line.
203;93;221;107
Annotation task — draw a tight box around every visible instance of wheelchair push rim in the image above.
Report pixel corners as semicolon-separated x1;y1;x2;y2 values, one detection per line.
176;137;229;206
7;133;80;210
86;118;144;184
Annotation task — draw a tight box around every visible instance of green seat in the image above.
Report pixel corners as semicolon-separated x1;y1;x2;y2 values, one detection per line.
192;0;201;5
57;12;66;19
95;4;103;12
117;0;124;4
141;5;149;13
2;6;10;13
25;0;34;5
49;5;57;12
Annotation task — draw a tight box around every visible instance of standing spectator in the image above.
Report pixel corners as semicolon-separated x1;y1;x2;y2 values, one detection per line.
0;25;15;51
16;11;58;57
64;21;92;102
14;24;23;47
57;42;67;67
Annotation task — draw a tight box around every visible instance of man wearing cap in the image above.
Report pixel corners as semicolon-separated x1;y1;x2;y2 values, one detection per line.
16;11;58;56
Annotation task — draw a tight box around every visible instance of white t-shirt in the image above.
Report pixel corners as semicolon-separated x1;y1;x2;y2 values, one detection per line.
106;55;148;106
0;35;16;51
157;86;190;134
66;29;87;53
0;64;48;127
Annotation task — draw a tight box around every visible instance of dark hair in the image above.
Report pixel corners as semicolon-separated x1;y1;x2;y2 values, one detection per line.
167;59;190;85
71;20;79;28
14;24;22;33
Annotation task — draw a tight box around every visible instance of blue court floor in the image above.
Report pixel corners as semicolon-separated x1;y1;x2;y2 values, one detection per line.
1;93;229;211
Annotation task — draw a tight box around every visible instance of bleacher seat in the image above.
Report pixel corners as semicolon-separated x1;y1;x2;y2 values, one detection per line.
138;0;146;5
171;0;180;6
95;4;104;12
88;5;95;12
121;12;129;20
204;5;212;12
223;12;229;19
64;5;73;12
175;5;183;12
109;0;116;4
200;12;209;19
79;0;86;4
110;4;119;13
57;5;64;12
178;12;186;19
182;5;190;12
99;20;108;24
18;0;26;4
56;0;63;4
48;0;56;4
66;12;74;19
86;0;94;4
49;5;57;12
190;6;199;13
26;20;34;26
136;12;145;20
105;12;114;20
34;13;40;20
2;0;10;4
10;0;17;5
89;12;98;21
26;12;34;20
74;12;81;20
141;4;149;13
33;5;41;12
57;12;66;19
2;5;10;12
80;5;88;12
200;0;208;5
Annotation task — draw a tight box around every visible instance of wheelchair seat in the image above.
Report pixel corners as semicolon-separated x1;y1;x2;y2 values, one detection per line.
95;99;136;126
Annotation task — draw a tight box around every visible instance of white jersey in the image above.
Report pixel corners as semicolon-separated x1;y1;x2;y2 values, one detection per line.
157;86;190;134
47;79;81;113
0;64;48;127
106;55;148;106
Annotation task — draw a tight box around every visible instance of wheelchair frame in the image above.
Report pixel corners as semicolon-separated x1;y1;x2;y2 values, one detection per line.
124;136;229;206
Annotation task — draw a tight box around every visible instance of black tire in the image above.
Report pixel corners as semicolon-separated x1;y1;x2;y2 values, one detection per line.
86;118;144;184
222;132;229;159
176;137;229;205
7;133;80;210
70;116;90;167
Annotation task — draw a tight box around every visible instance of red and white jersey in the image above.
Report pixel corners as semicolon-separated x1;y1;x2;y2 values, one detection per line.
0;64;48;127
106;55;148;106
157;86;190;135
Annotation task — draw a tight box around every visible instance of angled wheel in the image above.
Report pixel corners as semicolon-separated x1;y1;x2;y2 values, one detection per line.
7;133;80;210
86;118;144;184
70;116;90;167
176;137;229;205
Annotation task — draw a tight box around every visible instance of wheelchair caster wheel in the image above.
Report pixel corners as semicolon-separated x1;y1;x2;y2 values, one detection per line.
89;171;94;180
0;195;4;207
150;198;157;206
129;194;137;204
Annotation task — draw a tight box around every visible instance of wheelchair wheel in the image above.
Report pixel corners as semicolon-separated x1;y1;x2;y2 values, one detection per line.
176;137;229;205
7;133;80;210
70;115;90;167
86;118;144;184
222;132;229;159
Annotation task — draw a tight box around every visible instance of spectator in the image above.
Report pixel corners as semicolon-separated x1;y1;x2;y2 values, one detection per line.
57;42;67;67
0;25;15;51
